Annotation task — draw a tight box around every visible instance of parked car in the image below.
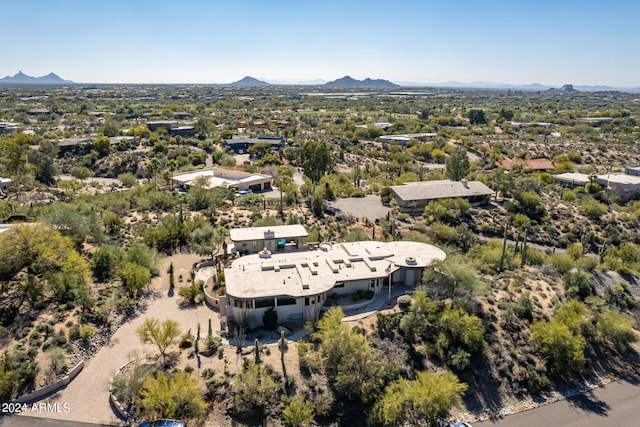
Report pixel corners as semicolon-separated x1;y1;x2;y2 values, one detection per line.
138;420;186;427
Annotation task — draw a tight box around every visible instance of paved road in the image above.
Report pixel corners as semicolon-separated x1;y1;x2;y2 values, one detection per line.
324;195;392;222
476;377;640;427
0;415;113;427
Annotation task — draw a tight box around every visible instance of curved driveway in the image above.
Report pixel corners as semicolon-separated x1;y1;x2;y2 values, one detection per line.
19;254;214;426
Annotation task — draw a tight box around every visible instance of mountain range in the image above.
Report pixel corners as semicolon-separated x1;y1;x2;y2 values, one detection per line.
0;71;73;85
323;75;399;89
2;71;639;92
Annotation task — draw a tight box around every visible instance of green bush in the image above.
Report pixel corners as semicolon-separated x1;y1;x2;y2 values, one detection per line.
263;307;278;330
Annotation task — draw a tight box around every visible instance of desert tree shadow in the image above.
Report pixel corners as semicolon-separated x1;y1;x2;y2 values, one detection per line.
458;350;504;420
567;390;610;416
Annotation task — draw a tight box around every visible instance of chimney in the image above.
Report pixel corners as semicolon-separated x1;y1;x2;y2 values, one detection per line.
461;178;468;187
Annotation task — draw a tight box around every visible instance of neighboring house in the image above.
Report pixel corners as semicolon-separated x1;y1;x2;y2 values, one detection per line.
0;122;18;133
27;109;51;115
495;158;555;172
0;177;12;195
379;133;437;145
171;167;273;193
625;166;640;177
52;137;93;154
577;117;613;125
509;121;553;129
147;120;195;137
355;122;393;130
229;224;308;255
224;240;446;327
553;172;640;201
147;120;178;132
389;179;494;209
222;135;286;153
552;172;591;187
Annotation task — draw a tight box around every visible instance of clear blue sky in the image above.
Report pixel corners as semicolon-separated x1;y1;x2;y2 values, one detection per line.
2;0;639;86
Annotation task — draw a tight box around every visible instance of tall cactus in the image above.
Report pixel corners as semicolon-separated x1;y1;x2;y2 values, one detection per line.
521;229;528;268
254;338;261;364
599;242;608;262
278;331;288;359
499;222;509;272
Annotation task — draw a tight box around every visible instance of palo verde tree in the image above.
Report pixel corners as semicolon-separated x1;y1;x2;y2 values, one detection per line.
136;318;182;363
140;371;207;420
371;370;468;426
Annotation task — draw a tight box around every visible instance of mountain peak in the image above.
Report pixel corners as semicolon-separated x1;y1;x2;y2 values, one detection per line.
231;76;270;87
0;71;72;85
324;76;399;89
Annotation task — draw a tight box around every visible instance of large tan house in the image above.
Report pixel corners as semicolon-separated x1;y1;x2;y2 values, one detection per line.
224;240;446;327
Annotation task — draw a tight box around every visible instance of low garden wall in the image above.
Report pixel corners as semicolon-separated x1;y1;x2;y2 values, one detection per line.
12;360;84;404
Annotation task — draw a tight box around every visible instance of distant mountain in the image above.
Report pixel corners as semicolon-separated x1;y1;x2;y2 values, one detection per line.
0;71;73;85
231;76;270;87
324;75;400;89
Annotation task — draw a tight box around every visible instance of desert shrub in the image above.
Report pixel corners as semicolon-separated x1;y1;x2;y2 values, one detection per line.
263;307;278;330
179;280;204;305
447;347;471;371
594;310;638;352
579;196;608;219
546;252;575;274
80;324;95;341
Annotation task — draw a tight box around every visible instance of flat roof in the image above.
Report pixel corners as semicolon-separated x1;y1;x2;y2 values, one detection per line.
229;224;308;242
172;168;271;188
380;133;437;140
225;240;446;299
552;172;590;185
390;179;494;202
601;173;640;185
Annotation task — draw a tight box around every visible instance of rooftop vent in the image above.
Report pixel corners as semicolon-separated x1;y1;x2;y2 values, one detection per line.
405;256;417;265
259;248;272;258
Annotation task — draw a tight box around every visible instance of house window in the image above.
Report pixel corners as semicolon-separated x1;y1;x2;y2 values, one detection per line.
255;298;275;308
334;282;344;288
277;297;296;306
370;279;375;289
305;297;309;306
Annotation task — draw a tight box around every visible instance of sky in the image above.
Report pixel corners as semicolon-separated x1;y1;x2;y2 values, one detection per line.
2;0;639;87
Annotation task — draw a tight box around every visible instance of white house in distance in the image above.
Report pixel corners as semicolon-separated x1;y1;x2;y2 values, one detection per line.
0;177;12;195
379;132;437;145
171;167;273;193
553;171;640;201
229;224;308;255
224;240;446;327
389;179;494;210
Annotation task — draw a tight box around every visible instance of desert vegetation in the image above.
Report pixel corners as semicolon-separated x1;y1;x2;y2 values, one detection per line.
1;84;640;425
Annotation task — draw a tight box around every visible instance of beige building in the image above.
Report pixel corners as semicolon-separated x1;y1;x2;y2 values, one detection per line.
224;240;446;327
229;224;308;255
171;167;272;192
389;179;494;210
